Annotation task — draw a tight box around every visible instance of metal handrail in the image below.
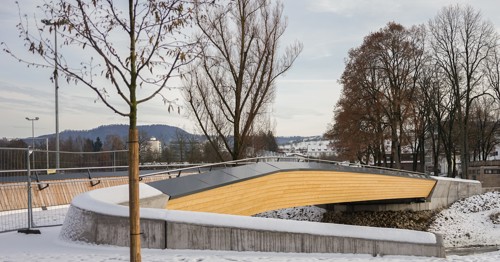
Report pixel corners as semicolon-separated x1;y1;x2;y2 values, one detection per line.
0;147;128;154
1;153;428;180
139;156;428;179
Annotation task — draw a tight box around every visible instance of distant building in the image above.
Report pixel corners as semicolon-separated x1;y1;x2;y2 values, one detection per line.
145;137;161;153
462;144;500;189
279;137;336;158
468;161;500;189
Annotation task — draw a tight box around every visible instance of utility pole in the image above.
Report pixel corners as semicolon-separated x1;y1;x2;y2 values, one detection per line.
42;19;66;170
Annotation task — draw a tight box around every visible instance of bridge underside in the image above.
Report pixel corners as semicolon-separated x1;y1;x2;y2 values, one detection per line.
148;162;437;216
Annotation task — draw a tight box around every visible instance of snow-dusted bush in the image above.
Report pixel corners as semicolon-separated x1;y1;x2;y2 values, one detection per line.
448;191;500;214
253;206;326;222
491;212;500;225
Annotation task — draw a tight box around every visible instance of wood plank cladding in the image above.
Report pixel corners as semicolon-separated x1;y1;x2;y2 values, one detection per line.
166;171;437;216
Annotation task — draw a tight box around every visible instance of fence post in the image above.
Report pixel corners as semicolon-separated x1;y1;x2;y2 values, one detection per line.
46;138;49;169
18;147;41;234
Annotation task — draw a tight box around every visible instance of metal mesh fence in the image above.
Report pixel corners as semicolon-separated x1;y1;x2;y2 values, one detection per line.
0;147;128;172
0;180;29;232
0;178;121;232
0;199;68;232
0;148;27;176
0;147;129;232
0;178;68;232
1;149;352;233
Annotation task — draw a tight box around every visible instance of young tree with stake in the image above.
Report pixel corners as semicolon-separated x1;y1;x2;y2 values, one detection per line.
3;1;202;261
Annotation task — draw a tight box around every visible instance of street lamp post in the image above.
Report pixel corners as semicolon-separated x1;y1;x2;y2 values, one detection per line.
26;117;39;169
41;19;66;170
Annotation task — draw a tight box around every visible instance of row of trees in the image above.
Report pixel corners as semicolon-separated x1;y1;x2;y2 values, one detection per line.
143;130;279;163
326;5;500;178
0;135;123;152
0;126;279;163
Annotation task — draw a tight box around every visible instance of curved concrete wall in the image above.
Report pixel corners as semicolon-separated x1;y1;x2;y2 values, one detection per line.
60;183;445;258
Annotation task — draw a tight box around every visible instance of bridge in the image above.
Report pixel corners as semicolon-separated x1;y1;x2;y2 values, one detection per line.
61;158;478;258
1;156;481;220
147;161;437;215
2;155;483;257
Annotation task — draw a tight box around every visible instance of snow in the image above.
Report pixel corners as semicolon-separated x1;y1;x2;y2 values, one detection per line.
431;176;481;184
429;191;500;248
0;205;68;232
1;226;500;262
70;183;164;218
1;189;500;261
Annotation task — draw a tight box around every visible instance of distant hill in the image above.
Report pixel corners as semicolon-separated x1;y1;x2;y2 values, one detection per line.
37;124;196;145
33;124;314;146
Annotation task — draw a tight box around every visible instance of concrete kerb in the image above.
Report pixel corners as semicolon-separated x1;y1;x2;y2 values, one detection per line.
59;183;445;258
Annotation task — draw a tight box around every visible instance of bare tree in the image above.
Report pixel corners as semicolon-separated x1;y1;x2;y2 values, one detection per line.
469;96;500;161
486;46;500;102
428;4;498;178
419;60;458;176
4;1;200;260
184;0;302;161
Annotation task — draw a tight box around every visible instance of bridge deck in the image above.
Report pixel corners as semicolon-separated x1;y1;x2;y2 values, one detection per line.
147;162;436;216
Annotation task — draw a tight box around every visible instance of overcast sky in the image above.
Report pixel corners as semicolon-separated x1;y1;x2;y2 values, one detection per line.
1;0;500;139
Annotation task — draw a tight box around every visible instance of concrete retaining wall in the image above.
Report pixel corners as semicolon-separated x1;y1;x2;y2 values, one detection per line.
428;177;482;209
166;221;444;257
60;184;445;258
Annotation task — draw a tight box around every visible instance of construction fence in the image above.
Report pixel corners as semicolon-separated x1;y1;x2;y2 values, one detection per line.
0;147;131;232
0;146;214;233
1;147;312;233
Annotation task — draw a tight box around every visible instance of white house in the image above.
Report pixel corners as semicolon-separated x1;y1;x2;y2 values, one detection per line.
279;137;336;158
145;137;162;153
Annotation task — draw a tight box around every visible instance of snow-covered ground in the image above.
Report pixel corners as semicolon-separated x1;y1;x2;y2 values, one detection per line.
1;191;499;261
0;226;499;262
0;205;68;232
429;191;500;248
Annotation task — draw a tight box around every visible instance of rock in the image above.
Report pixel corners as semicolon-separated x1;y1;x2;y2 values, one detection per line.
490;212;500;224
321;210;438;231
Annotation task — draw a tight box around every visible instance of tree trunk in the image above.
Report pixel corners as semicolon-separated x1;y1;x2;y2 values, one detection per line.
432;127;441;176
452;149;458;177
128;128;140;261
391;124;401;169
128;0;140;259
419;135;426;173
461;116;470;178
457;109;466;179
446;154;455;177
